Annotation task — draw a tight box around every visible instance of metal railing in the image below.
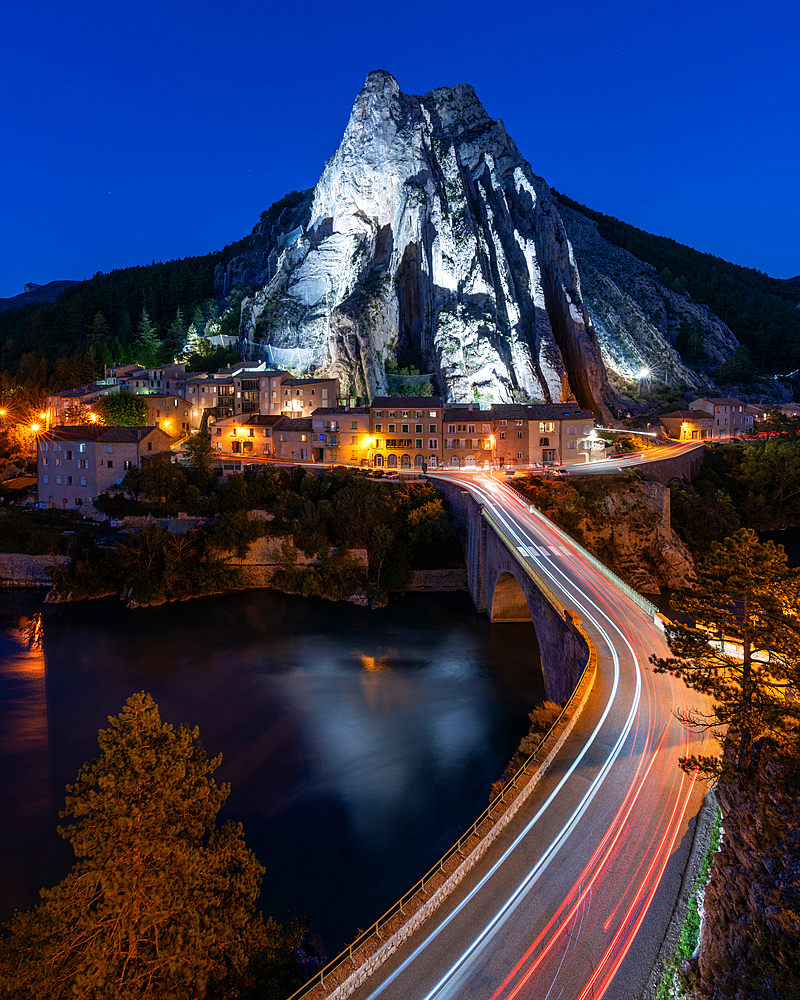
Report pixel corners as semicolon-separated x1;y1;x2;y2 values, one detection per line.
284;626;596;1000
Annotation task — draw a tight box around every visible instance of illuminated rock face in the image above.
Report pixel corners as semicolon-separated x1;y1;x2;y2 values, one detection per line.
237;72;734;414
557;204;738;390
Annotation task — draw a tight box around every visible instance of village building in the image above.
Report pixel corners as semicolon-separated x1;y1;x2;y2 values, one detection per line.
688;397;753;438
210;414;283;457
312;407;371;465
659;409;714;441
37;425;172;510
368;397;444;470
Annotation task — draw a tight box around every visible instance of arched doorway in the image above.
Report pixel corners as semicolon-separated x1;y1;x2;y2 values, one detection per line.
414;454;424;468
387;454;398;469
374;454;384;467
464;455;476;469
450;456;460;469
400;454;411;469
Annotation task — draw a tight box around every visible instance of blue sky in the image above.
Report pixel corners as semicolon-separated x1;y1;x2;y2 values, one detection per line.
1;0;797;298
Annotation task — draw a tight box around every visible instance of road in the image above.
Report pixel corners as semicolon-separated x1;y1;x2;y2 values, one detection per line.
349;472;710;1000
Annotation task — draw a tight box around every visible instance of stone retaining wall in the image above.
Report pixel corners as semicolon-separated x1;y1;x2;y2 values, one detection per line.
0;553;69;587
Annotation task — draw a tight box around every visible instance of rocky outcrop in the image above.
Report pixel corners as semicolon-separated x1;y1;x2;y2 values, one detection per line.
225;71;740;417
557;203;739;387
571;477;695;594
237;71;616;418
696;755;800;998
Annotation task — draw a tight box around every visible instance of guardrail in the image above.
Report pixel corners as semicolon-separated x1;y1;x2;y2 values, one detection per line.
285;620;596;1000
504;487;659;620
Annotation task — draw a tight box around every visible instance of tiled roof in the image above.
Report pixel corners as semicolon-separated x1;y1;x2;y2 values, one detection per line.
311;406;370;415
281;376;338;386
97;426;168;443
661;410;712;420
692;397;744;406
273;417;313;431
370;396;443;407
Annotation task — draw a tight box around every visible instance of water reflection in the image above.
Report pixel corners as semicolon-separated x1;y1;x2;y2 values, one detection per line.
0;589;545;953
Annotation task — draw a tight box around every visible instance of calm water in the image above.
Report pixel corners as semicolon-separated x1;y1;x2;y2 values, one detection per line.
0;589;544;954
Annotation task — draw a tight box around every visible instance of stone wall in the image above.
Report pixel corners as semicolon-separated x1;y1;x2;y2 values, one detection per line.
0;553;68;587
404;568;467;591
225;535;368;588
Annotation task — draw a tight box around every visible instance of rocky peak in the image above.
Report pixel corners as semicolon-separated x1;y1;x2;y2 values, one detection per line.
234;74;736;416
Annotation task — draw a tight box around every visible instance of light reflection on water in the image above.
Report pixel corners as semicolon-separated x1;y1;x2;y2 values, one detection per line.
0;589;544;953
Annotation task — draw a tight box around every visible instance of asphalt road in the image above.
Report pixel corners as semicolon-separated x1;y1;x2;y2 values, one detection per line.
349;473;710;1000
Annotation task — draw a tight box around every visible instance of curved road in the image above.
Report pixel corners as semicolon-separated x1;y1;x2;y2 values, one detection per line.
350;473;710;1000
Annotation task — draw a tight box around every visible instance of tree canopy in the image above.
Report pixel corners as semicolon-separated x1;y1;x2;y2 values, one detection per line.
0;693;292;1000
93;391;148;427
651;529;800;780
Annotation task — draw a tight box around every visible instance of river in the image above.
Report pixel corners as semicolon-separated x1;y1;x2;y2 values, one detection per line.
0;588;544;955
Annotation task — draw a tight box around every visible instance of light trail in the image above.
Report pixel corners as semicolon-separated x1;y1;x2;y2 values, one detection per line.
352;473;705;1000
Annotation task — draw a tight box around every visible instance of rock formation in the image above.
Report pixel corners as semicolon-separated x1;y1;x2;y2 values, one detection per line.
557;203;740;390
234;71;618;419
226;71;739;417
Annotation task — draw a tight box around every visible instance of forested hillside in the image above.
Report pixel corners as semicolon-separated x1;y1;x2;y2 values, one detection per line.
555;191;800;374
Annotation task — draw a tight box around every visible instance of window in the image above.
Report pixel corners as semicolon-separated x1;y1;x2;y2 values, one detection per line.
517;452;523;460
539;421;555;433
375;423;382;432
499;432;506;440
42;475;48;484
468;424;476;433
351;435;357;444
388;424;395;433
429;411;436;418
516;419;523;426
107;461;113;468
429;424;437;433
415;439;423;449
415;424;423;433
147;443;152;451
375;410;383;417
448;425;456;433
540;438;549;447
80;477;86;486
401;424;409;433
55;476;62;485
106;444;114;453
66;450;73;460
351;421;358;429
499;419;507;427
518;432;523;439
42;457;48;466
55;458;62;467
249;428;254;437
123;461;133;470
428;439;438;449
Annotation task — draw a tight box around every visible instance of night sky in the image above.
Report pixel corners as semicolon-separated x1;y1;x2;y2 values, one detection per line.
2;0;797;299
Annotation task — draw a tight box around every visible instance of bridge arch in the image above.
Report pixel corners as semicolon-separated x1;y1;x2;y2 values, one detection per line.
490;570;533;622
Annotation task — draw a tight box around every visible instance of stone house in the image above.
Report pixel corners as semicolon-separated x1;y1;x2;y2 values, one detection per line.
659;409;714;441
312;407;371;465
273;417;314;462
37;425;173;510
689;397;753;438
368;397;444;470
210;414;283;457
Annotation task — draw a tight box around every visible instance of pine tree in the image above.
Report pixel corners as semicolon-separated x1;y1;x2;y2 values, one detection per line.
0;693;283;1000
162;307;187;362
86;311;110;350
651;528;800;780
133;309;162;368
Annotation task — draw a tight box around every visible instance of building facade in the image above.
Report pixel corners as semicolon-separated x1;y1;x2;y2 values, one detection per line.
688;397;754;438
37;425;172;509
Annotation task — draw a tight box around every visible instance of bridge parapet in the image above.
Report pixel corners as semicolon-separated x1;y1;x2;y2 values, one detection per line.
435;480;589;703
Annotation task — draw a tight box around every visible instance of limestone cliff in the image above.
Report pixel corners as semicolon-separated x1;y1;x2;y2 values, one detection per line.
227;71;739;417
571;476;695;594
235;71;616;419
557;203;739;389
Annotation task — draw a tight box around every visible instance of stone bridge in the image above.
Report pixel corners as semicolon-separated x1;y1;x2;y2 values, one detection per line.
434;480;589;704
